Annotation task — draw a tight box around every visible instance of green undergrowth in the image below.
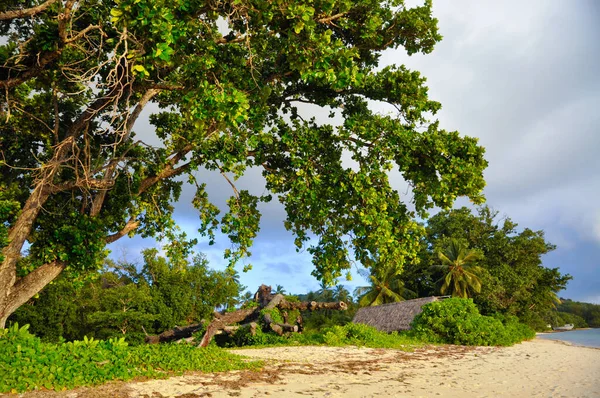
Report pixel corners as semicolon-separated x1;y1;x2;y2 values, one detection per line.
0;324;262;394
220;322;424;351
410;298;536;346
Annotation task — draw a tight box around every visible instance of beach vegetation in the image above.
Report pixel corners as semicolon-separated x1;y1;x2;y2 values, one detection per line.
219;322;423;351
557;299;600;328
354;268;416;307
9;249;244;344
430;239;483;298
410;298;536;346
400;206;572;330
553;311;588;329
0;323;261;394
0;0;488;327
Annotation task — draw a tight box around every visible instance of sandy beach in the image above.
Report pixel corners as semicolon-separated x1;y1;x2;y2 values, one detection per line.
16;338;600;398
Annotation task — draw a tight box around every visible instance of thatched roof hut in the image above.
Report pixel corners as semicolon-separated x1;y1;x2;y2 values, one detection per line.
352;296;448;332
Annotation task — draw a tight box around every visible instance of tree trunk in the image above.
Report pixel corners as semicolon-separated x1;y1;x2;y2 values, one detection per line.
198;308;258;347
145;321;207;344
150;285;348;347
0;260;65;328
277;300;348;311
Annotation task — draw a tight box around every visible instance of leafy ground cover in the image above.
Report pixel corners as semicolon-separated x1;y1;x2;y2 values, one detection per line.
410;298;536;346
0;324;262;394
215;322;426;351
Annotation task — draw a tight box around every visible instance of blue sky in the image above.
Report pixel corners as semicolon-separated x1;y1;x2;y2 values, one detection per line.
112;1;600;303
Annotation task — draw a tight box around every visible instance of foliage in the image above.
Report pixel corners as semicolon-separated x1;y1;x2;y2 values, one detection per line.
0;323;261;393
223;326;288;348
0;0;488;325
431;239;483;298
9;248;244;343
321;323;421;350
557;299;600;328
402;206;571;326
296;286;357;330
554;311;588;329
259;307;284;324
354;268;415;307
410;298;535;346
222;323;421;351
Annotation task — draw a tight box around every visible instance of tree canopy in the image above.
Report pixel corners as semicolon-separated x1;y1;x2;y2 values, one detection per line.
0;0;488;327
401;206;571;327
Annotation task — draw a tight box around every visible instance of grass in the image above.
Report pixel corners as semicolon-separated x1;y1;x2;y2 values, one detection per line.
0;324;262;394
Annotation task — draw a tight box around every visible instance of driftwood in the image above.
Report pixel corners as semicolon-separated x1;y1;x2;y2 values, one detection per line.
148;284;347;347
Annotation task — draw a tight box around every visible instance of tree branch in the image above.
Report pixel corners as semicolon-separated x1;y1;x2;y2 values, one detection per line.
0;0;60;21
106;218;141;244
317;12;347;24
90;88;160;217
4;260;65;318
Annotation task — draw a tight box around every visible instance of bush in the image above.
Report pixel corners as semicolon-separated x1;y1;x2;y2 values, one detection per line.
0;324;261;393
410;298;535;346
224;326;288;347
321;323;422;349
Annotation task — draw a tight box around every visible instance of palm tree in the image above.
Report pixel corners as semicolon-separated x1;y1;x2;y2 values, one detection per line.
432;239;483;298
273;284;287;295
333;285;351;303
354;268;413;307
316;281;334;301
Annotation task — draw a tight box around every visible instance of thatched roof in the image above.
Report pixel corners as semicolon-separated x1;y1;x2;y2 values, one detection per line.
352;296;447;332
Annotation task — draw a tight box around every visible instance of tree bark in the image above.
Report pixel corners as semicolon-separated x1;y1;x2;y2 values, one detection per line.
198;308;258;347
277;300;348;311
0;0;60;21
0;260;65;328
145;321;206;344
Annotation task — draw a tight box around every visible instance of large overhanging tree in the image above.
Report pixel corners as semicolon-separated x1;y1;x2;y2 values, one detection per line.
0;0;488;327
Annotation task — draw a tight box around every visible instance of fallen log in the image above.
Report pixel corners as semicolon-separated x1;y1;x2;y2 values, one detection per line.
145;321;206;344
277;300;348;311
218;322;258;336
150;285;348;347
198;307;258;347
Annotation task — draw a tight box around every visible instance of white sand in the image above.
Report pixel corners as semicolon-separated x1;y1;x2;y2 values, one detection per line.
125;339;600;398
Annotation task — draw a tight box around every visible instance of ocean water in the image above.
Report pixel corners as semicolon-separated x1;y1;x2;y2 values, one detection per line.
537;328;600;348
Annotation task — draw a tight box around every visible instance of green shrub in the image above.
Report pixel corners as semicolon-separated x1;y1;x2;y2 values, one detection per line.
0;324;261;393
224;326;288;347
259;308;284;324
410;298;535;346
321;323;422;349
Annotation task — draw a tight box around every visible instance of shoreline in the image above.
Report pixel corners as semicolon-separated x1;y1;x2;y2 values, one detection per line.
536;328;600;349
18;338;600;398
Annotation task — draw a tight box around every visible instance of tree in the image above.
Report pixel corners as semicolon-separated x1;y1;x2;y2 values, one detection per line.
332;284;351;303
9;246;244;341
0;0;488;327
354;268;414;307
273;285;287;295
401;206;571;325
431;238;483;298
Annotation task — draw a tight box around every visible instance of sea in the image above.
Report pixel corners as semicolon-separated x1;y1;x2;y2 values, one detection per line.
537;328;600;348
